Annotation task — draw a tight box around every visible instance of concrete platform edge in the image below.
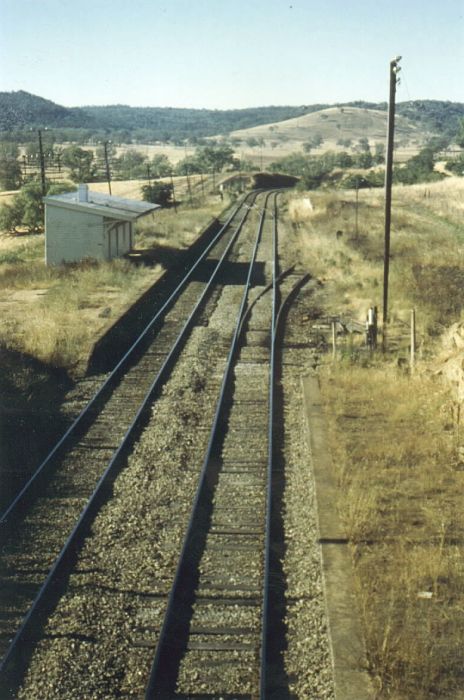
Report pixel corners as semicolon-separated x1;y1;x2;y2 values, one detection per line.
301;373;374;700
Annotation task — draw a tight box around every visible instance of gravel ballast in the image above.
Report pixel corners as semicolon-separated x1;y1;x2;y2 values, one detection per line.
10;196;338;698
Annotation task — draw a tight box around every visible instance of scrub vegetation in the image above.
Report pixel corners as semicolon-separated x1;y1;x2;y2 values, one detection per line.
285;177;464;697
0;192;228;371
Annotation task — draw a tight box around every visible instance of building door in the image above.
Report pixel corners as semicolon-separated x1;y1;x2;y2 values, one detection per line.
108;227;118;259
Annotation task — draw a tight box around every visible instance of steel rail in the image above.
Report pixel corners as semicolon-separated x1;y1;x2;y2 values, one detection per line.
0;193;260;696
0;191;258;533
259;191;279;698
144;191;275;698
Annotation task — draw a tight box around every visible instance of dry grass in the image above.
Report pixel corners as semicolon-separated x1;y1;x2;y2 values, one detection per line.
0;193;229;371
321;363;464;698
285;177;464;348
292;176;464;697
0;258;157;369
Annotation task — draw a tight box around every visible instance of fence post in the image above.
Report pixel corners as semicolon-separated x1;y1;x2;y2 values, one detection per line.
410;308;416;370
332;320;337;360
366;307;378;350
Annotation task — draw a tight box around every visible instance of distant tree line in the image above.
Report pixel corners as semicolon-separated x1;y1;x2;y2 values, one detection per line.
0;142;241;229
1;91;464;146
269;133;464;190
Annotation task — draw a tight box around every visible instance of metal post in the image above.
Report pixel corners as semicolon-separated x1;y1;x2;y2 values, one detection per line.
383;56;401;350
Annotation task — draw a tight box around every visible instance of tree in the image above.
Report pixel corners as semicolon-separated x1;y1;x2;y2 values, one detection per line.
393;146;443;184
0;180;75;233
334;151;353;168
309;133;324;148
195;145;235;173
336;138;352;148
455;119;464;148
175;155;202;176
445;154;464;176
246;137;260;148
357;137;370;152
373;142;385;165
141;181;173;206
150;154;173;178
62;145;96;182
355;151;374;168
114;150;146;179
0;142;22;190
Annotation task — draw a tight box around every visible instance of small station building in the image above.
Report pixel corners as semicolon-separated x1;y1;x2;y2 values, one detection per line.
44;184;159;265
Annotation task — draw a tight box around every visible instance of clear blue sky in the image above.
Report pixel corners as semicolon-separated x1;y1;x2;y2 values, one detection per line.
0;0;463;109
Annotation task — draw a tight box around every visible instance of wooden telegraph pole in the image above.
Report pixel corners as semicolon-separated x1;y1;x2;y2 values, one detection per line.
170;172;178;213
103;141;112;195
382;56;401;349
37;129;47;197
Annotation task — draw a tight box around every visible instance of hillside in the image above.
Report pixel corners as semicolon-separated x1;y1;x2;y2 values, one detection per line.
229;106;427;150
0;91;310;140
0;90;94;130
0;91;463;145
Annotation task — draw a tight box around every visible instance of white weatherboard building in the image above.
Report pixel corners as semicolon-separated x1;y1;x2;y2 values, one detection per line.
44;184;159;265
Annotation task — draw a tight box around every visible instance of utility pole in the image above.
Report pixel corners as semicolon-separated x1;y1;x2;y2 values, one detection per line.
382;55;402;348
103;141;112;195
186;167;193;207
170;172;178;213
200;173;205;201
37;129;47;197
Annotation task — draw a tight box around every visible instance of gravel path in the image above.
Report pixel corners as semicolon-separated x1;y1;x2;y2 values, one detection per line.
281;352;334;699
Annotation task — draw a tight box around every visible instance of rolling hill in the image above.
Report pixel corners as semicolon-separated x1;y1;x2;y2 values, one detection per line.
228;106;426;150
0;91;462;147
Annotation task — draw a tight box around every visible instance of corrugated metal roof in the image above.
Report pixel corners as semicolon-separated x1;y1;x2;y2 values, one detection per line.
44;189;160;221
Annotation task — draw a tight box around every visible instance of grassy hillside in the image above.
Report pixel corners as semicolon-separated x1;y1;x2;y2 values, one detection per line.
230;106;427;149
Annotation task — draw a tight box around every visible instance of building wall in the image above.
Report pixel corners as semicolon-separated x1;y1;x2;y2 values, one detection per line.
45;205;105;265
104;220;133;261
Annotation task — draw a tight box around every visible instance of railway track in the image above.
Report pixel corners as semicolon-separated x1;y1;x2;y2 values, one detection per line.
0;190;262;691
145;193;279;698
0;190;303;698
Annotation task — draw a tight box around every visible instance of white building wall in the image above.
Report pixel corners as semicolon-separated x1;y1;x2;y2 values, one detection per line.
103;220;133;261
45;206;105;265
